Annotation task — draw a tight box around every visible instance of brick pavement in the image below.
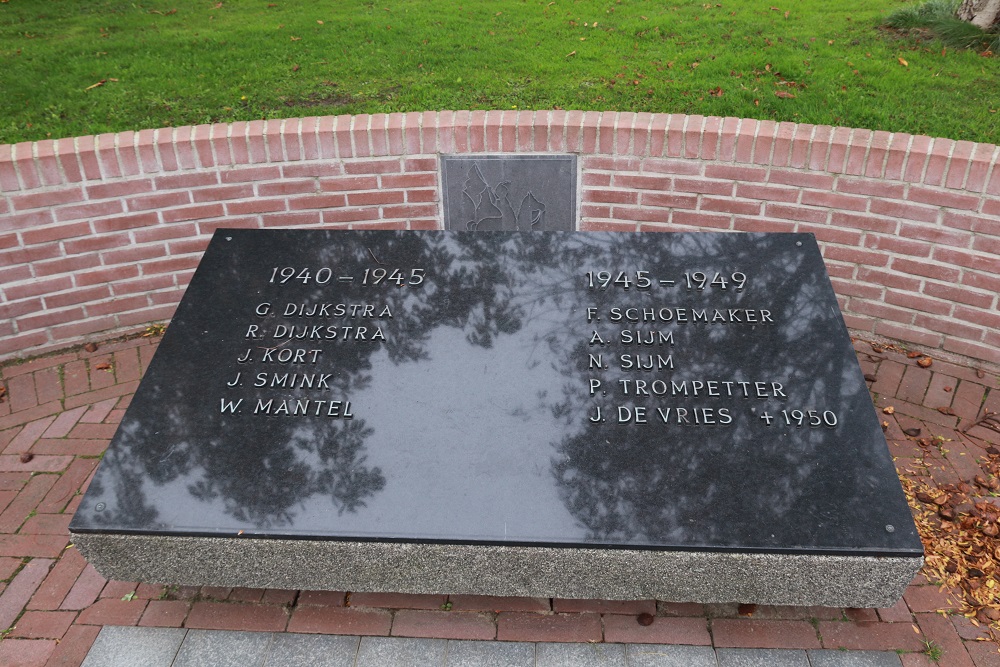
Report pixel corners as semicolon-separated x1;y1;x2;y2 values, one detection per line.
0;333;999;666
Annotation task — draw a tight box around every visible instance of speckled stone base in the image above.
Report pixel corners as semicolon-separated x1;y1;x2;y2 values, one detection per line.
71;532;921;607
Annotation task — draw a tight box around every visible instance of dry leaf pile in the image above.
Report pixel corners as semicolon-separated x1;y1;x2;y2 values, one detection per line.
901;446;1000;638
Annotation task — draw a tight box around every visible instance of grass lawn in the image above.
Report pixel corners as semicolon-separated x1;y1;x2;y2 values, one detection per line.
1;0;998;145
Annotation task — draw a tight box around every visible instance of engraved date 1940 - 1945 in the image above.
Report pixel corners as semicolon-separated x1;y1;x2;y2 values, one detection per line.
269;267;426;286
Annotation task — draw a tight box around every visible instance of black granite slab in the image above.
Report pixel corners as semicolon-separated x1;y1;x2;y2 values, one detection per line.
70;230;922;558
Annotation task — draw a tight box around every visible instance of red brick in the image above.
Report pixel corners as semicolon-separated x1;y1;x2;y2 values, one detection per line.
185;601;287;631
350;592;446;610
553;599;656;615
904;584;958;613
220;166;281;183
0;557;20;581
0;638;56;666
28;549;86;611
297;591;345;606
447;595;549;613
139;600;191;628
0;475;58;533
199;586;231;601
0;559;54;629
496;612;602;642
5;417;57;454
711;618;821;649
19;514;71;535
604;614;711;645
262;589;297;606
76;597;147;626
44;624;101;667
818;621;926;652
391;610;495;640
963;639;1000;667
704;164;767;182
10;610;75;639
344;159;402;175
60;564;107;610
288;606;391;635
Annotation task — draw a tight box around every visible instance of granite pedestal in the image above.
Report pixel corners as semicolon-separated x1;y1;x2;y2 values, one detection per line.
70;230;923;606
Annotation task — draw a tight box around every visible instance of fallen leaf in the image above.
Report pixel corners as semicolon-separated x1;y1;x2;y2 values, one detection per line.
907;351;923;358
292;64;300;71
774;90;795;98
883;406;895;415
938;407;957;416
84;342;99;353
903;428;922;437
19;453;33;463
918;357;933;368
95;362;112;371
290;36;301;41
709;86;723;96
864;373;877;382
85;80;106;91
898;57;909;67
317;20;323;24
565;50;576;57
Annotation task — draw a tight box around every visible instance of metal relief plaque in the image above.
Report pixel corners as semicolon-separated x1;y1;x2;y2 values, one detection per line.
441;155;577;231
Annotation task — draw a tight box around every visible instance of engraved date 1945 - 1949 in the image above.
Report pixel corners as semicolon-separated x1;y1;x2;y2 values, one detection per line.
269;267;426;286
586;270;747;290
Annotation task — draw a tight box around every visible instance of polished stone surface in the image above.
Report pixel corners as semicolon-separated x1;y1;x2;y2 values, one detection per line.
71;230;921;560
441;155;577;230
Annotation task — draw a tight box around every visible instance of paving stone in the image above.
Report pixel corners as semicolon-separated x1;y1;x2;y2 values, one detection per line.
350;592;447;610
711;619;821;649
817;621;925;652
0;556;20;581
8;609;75;638
4;416;57;454
261;589;298;606
447;595;548;613
42;407;88;439
263;633;359;667
185;601;288;632
28;548;86;610
903;585;957;613
173;629;272;667
655;602;707;617
46;624;101;667
355;636;447;667
139;600;191;628
80;626;186;667
295;590;344;606
625;644;719;667
19;513;71;535
60;564;107;610
287;606;391;636
716;648;809;666
0;474;58;533
535;642;626;666
497;612;603;642
0;558;53;630
0;637;57;666
876;599;912;623
553;599;656;615
391;609;495;640
898;653;936;667
75;598;147;626
603;615;711;645
962;639;1000;667
79;398;119;425
808;649;903;666
37;457;99;514
913;612;975;667
445;639;535;666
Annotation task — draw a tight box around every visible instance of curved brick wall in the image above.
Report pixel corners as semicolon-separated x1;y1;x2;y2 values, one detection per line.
1;111;999;364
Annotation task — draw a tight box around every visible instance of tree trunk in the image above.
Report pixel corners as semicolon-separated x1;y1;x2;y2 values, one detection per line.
958;0;1000;30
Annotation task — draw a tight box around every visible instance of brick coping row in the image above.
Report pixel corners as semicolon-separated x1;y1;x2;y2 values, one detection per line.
0;332;999;665
2;110;1000;366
